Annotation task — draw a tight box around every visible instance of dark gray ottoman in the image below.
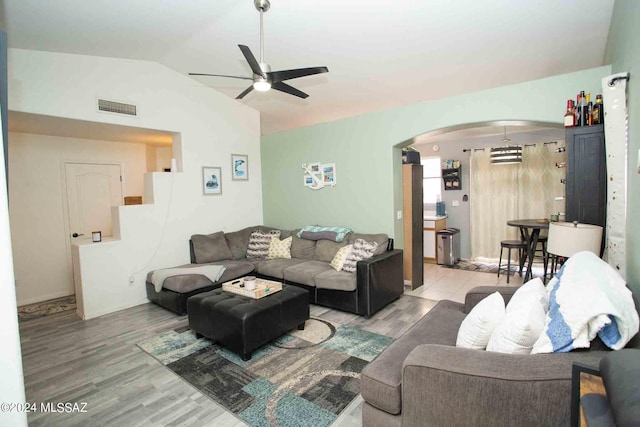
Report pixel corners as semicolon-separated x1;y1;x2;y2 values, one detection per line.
187;284;309;360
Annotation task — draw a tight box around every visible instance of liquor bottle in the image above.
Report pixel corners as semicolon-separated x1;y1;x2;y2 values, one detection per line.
576;92;583;126
584;92;592;126
564;100;576;127
593;94;604;125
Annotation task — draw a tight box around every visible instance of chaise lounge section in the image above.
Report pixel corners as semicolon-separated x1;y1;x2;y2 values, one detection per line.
146;225;404;317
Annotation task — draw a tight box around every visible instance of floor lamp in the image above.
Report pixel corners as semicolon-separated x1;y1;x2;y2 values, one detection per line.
546;221;603;281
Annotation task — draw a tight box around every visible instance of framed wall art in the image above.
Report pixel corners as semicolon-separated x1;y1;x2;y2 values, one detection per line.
202;166;222;195
231;154;248;181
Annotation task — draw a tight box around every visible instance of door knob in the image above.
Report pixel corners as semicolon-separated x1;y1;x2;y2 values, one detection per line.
71;233;84;238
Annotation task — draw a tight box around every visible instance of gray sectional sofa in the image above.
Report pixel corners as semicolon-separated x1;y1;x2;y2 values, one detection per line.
146;225;404;317
361;286;640;427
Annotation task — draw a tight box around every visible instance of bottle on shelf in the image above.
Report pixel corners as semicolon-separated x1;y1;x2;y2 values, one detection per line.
593;94;604;125
575;92;583;126
584;92;593;126
564;100;576;127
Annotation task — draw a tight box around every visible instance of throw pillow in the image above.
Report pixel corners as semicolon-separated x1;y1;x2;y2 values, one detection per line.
342;239;379;273
267;236;292;259
456;292;505;350
507;277;549;314
247;230;281;259
486;298;547;354
191;232;233;264
330;244;353;271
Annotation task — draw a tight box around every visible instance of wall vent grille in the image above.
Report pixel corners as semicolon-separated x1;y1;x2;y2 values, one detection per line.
97;99;137;116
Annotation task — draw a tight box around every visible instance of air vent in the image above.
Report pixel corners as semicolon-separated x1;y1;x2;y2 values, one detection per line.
97;99;137;117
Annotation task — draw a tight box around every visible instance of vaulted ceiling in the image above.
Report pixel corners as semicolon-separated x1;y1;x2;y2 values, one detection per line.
2;0;615;135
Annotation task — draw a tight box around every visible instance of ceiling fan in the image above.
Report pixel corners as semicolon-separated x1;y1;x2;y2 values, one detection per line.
189;0;328;100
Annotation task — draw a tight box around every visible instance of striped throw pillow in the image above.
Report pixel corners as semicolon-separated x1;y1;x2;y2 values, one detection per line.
247;230;281;259
342;239;378;273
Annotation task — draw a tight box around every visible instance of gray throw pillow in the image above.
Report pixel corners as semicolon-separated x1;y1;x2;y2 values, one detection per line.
192;232;233;264
247;230;281;259
342;238;379;273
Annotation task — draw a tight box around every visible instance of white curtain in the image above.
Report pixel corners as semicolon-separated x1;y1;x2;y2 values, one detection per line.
470;143;565;260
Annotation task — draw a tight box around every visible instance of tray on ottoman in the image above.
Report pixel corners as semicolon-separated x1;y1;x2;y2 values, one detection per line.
222;278;282;299
187;284;309;361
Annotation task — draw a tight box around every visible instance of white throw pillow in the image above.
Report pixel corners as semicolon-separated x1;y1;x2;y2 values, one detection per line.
486;299;547;354
456;292;505;350
507;278;549;314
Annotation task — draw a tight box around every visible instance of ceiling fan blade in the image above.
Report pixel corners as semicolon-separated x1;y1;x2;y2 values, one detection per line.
236;86;254;100
268;67;328;83
238;45;266;78
272;82;309;99
189;72;252;80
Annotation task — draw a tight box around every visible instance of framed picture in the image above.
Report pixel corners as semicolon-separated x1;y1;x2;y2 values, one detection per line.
202;166;222;195
322;163;336;185
303;174;314;187
231;154;248;181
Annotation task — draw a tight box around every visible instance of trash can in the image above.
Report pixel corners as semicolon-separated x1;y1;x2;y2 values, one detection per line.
437;228;460;265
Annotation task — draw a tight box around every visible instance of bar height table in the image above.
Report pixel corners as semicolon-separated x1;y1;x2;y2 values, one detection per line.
507;219;550;282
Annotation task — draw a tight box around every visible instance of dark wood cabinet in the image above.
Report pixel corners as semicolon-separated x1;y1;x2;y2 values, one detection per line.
565;124;606;230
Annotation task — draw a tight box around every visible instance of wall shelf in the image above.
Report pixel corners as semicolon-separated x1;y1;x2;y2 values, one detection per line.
442;167;461;191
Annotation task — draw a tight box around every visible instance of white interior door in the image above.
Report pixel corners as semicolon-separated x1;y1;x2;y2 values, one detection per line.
65;163;122;242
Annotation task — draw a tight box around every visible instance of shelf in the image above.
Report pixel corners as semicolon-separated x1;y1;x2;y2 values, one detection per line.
442;167;461;191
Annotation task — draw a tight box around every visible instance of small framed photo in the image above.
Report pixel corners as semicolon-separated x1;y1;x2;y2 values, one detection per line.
202;166;222;195
309;162;321;174
231;154;248;181
304;174;314;187
322;163;336;185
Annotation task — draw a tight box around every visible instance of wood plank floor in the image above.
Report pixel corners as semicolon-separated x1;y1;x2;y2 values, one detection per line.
18;290;438;427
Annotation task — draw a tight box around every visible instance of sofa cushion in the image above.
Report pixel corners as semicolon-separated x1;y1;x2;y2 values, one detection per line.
342;239;379;273
247;230;281;259
314;269;357;292
192;232;234;264
291;231;316;259
153;260;255;294
267;236;292;259
283;260;334;287
361;300;466;415
348;233;388;256
314;240;348;263
224;228;253;260
254;258;307;279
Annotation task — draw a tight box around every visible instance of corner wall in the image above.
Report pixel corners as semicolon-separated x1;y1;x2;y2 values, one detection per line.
262;66;609;247
8;49;262;318
605;0;640;295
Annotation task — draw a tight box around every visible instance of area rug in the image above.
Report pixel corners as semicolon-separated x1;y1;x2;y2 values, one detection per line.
137;318;393;427
17;295;76;320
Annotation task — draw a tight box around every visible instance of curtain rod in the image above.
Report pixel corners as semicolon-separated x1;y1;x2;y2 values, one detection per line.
463;141;559;152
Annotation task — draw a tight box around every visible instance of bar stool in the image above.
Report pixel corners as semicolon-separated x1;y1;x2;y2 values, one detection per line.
498;240;527;283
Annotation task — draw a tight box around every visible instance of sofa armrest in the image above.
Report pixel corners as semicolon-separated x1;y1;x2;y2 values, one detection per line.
464;286;518;313
401;344;580;426
356;249;404;318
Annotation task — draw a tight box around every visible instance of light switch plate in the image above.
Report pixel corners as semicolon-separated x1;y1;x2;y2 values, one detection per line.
452;200;460;207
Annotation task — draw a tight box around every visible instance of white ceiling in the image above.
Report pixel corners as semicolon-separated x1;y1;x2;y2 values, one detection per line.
2;0;615;135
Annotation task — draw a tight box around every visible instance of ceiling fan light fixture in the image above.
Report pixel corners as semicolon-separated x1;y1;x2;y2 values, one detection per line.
253;80;271;92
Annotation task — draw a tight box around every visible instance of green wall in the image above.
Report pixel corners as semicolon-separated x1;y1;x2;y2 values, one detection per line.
261;65;609;249
605;0;640;294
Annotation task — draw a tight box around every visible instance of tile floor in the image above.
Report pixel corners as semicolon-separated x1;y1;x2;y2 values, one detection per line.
406;262;529;303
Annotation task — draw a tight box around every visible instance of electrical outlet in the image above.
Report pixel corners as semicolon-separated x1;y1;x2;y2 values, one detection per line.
396;210;403;220
452;200;460;207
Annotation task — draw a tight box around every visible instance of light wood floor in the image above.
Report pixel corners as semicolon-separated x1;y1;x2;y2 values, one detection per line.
18;266;512;427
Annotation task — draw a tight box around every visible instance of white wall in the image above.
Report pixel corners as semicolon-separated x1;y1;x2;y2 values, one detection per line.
0;122;27;426
8;132;149;305
8;48;262;318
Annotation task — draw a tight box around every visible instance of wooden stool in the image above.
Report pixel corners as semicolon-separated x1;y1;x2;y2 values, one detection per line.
499;240;527;283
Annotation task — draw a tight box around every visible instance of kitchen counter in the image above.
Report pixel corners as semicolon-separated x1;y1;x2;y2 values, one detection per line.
424;215;447;221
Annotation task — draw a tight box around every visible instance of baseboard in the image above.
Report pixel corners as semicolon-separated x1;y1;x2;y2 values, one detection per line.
17;291;74;307
82;298;149;320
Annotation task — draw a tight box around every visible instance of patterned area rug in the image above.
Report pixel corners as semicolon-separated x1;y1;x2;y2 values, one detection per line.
447;260;505;274
17;295;76;320
137;318;393;427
